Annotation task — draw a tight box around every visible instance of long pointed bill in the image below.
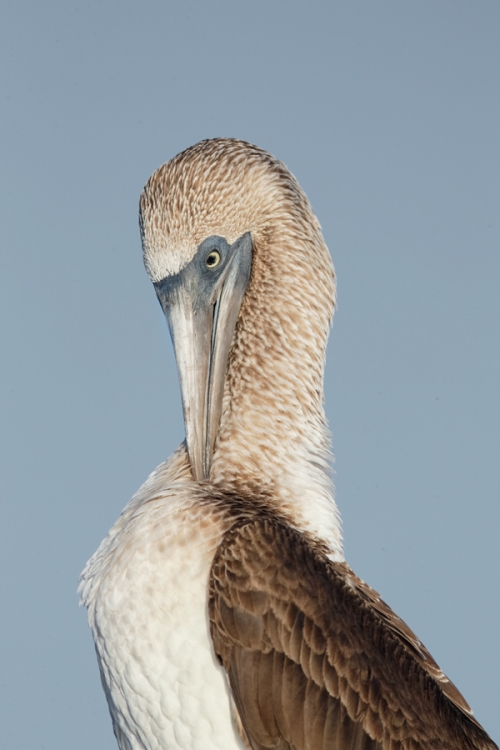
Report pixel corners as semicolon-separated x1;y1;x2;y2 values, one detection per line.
154;233;252;481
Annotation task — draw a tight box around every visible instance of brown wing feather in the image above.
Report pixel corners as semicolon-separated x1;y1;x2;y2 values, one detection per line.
209;515;497;750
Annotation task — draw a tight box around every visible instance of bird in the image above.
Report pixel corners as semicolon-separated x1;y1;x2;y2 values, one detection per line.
80;138;497;750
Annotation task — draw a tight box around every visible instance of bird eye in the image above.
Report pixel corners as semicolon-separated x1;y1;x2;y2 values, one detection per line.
206;250;221;268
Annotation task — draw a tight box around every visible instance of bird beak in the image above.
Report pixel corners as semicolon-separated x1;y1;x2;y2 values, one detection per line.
154;233;253;481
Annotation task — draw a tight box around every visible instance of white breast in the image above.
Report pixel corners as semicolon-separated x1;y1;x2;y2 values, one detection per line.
80;459;244;750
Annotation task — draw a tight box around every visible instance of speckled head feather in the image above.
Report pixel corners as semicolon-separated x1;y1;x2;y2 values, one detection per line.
140;139;339;552
140;138;334;285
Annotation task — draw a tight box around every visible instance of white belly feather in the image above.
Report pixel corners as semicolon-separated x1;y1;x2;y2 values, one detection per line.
80;456;244;750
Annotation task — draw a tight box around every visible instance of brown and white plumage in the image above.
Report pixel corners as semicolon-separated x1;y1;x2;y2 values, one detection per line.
81;139;497;750
210;512;493;750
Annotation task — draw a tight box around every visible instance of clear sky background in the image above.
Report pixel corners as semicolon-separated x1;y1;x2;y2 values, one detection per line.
1;2;498;748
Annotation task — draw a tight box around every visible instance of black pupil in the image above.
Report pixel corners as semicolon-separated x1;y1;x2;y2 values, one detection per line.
207;252;218;267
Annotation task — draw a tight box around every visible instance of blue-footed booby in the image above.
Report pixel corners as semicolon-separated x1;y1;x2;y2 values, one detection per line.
80;138;497;750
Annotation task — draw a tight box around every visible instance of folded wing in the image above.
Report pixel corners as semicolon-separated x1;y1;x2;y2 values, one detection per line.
209;515;497;750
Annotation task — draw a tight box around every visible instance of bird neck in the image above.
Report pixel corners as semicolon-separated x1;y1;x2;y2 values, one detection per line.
209;230;343;559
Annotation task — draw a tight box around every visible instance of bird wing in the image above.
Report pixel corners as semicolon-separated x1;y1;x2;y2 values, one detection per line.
209;515;497;750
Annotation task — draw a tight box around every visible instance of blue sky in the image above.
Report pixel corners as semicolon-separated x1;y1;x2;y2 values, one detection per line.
1;2;498;747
